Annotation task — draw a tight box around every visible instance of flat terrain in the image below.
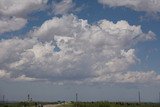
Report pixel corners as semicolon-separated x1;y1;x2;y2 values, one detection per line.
43;102;160;107
72;102;160;107
1;102;160;107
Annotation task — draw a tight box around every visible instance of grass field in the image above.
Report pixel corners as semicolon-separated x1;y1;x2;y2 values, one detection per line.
1;102;160;107
60;102;160;107
0;102;35;107
0;102;38;107
0;102;63;107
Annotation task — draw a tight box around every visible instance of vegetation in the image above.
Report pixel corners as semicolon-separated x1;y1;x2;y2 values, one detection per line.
59;102;160;107
0;102;36;107
0;101;64;107
1;102;160;107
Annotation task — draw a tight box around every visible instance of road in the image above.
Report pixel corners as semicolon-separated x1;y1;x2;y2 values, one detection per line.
43;104;63;107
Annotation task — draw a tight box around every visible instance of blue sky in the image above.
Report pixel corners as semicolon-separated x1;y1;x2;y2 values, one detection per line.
0;0;160;102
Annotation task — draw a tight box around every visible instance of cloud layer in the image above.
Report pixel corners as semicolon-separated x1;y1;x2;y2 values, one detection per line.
0;14;159;84
98;0;160;13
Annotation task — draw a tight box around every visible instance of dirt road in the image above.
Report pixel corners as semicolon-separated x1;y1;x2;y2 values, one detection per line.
43;104;62;107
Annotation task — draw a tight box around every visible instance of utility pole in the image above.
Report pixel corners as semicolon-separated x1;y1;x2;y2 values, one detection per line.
2;95;5;103
159;92;160;103
28;94;30;102
76;93;78;107
76;93;78;102
138;91;141;103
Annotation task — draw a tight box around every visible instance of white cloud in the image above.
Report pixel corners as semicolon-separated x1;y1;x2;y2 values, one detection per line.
0;0;48;17
14;75;37;81
0;0;48;34
98;0;160;13
105;49;138;73
0;70;10;78
52;0;76;15
0;17;27;34
114;70;159;83
0;14;159;84
31;15;88;41
88;70;159;84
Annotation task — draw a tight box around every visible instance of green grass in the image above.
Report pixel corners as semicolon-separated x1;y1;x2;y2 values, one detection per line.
1;102;160;107
70;102;160;107
0;102;35;107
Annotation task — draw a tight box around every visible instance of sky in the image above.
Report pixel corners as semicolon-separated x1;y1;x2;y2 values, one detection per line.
0;0;160;102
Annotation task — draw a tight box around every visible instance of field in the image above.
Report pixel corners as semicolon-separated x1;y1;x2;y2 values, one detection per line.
1;102;160;107
0;102;36;107
62;102;160;107
0;102;58;107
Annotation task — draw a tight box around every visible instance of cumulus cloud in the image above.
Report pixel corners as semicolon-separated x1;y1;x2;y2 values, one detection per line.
0;0;48;34
0;0;48;17
98;0;160;13
52;0;78;15
0;70;10;79
0;14;159;84
0;17;27;34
